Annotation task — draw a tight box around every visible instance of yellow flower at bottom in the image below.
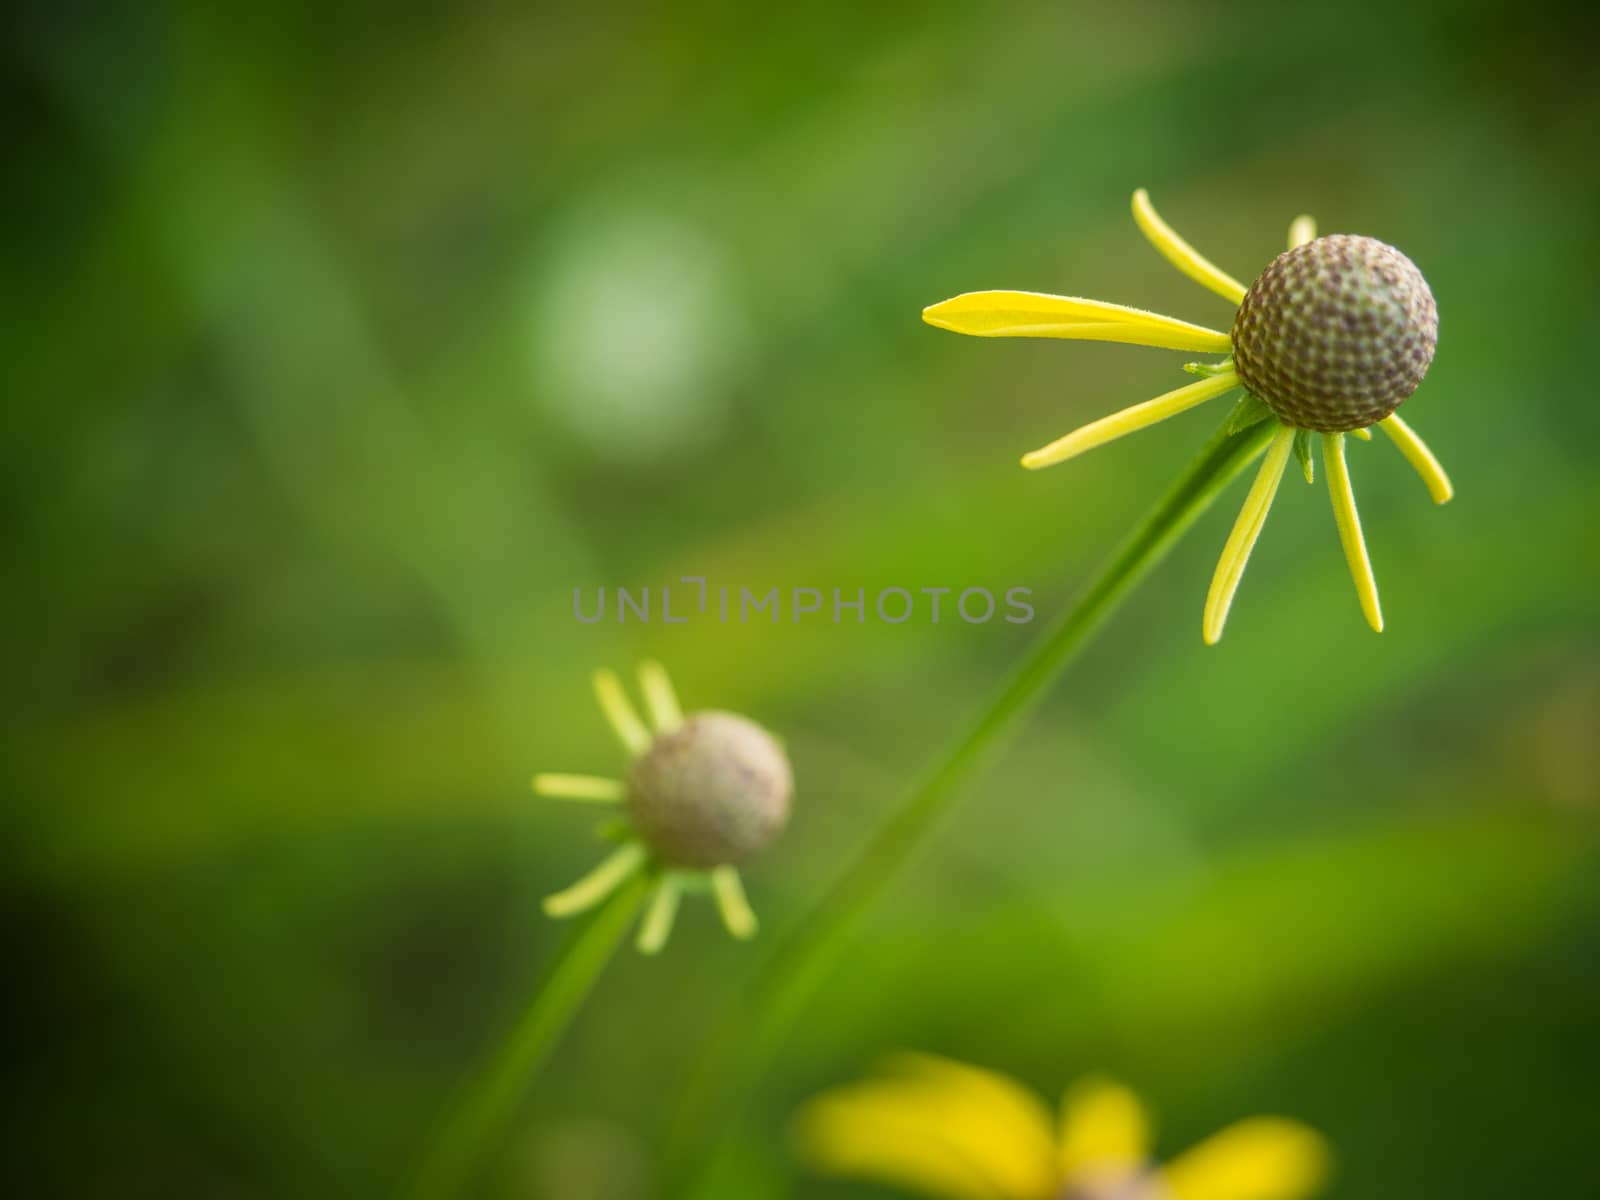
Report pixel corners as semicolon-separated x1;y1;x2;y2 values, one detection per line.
923;189;1455;644
794;1055;1330;1200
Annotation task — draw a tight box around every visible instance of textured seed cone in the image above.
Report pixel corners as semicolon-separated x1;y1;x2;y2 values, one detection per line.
626;711;792;869
1232;234;1437;432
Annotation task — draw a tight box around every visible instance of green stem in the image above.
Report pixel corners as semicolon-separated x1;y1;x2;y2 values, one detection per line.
407;869;650;1200
663;411;1276;1193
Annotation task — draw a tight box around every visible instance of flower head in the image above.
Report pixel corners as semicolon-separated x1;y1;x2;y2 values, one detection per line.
795;1054;1330;1200
923;190;1454;643
533;661;792;953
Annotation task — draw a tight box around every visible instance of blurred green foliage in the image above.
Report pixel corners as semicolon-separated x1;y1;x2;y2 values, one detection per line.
4;1;1598;1196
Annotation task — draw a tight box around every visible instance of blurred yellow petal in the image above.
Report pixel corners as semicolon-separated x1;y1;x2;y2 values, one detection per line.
635;873;682;954
1160;1118;1331;1200
531;773;625;802
592;668;651;755
881;1054;1059;1180
1058;1076;1152;1177
796;1055;1058;1199
637;658;683;733
923;291;1231;352
794;1093;1006;1200
709;866;758;939
542;842;647;918
793;1100;1004;1200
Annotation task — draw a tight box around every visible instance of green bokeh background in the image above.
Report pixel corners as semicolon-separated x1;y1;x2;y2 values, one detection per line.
6;2;1598;1196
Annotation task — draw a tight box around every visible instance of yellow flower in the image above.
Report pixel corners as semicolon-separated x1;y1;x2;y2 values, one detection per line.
923;190;1454;643
532;660;792;953
794;1054;1330;1200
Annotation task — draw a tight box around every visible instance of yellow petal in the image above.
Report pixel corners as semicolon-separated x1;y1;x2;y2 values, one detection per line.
1379;413;1454;504
1020;371;1239;470
637;658;683;733
635;874;682;954
793;1094;1006;1200
531;773;625;802
1131;189;1248;305
542;842;647;918
796;1055;1058;1200
1202;424;1294;645
592;668;651;756
923;290;1232;352
709;866;758;939
1058;1076;1152;1177
1323;432;1384;633
1160;1117;1332;1200
1287;215;1316;250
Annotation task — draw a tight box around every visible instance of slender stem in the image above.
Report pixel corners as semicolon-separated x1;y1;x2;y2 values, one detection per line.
663;411;1278;1191
407;871;650;1200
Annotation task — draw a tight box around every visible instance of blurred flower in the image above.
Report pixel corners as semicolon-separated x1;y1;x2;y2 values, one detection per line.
924;190;1454;643
533;661;791;953
795;1054;1330;1200
533;208;746;463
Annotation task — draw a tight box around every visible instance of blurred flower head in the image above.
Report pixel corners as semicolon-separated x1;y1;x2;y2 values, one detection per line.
533;660;791;953
534;204;750;464
923;190;1455;643
795;1054;1330;1200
